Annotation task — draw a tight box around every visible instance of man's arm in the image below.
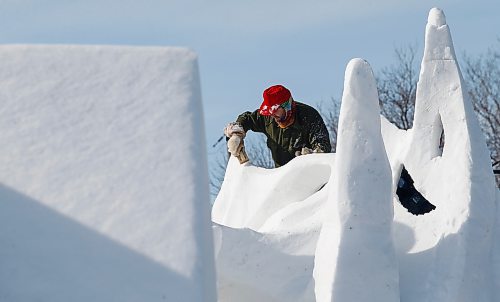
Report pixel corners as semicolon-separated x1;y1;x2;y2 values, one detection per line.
235;110;267;134
308;113;332;153
223;110;267;164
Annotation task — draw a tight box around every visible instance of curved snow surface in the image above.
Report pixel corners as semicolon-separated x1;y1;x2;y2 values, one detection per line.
212;8;499;302
0;45;216;302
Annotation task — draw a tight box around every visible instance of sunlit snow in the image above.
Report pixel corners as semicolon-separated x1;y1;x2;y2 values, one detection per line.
213;8;499;302
0;45;216;302
0;7;497;302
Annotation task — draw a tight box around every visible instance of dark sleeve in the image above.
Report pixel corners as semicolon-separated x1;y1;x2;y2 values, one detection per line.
235;110;267;134
307;111;332;153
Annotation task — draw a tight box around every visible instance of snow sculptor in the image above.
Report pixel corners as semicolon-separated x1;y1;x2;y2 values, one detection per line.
223;84;435;216
224;84;332;167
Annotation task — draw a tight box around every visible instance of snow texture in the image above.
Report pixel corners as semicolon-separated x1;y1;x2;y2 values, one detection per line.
393;8;497;302
0;45;216;302
313;58;398;302
213;7;499;302
213;154;332;302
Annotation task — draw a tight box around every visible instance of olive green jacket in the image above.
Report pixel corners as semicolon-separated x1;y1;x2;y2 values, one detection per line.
236;101;332;167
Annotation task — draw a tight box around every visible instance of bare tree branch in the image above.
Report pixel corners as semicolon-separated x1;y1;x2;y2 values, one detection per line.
317;97;340;152
377;44;419;130
463;43;500;185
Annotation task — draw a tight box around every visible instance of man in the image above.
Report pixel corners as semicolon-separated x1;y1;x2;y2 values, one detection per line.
223;85;435;215
224;84;331;167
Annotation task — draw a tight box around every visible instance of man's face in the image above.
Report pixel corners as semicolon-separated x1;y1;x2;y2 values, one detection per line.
272;107;286;123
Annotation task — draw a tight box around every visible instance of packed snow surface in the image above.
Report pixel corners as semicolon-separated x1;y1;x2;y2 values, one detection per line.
213;8;499;302
0;45;216;302
313;58;399;302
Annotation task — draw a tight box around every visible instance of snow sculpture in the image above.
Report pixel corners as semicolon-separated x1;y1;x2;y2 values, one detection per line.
213;7;499;302
495;190;500;299
0;45;216;302
313;59;399;302
386;8;498;302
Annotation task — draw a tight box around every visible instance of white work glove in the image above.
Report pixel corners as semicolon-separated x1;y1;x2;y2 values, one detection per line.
224;122;246;157
295;147;312;156
227;135;242;156
224;122;245;138
295;146;324;157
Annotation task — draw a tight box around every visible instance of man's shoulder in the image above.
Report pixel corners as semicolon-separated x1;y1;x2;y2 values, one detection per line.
295;101;321;118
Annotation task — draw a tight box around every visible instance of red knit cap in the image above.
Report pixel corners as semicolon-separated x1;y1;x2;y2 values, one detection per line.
259;85;292;116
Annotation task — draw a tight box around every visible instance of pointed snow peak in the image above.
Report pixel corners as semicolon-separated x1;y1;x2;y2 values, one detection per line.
342;58;379;116
346;57;369;71
345;58;372;83
315;58;398;302
422;8;456;62
336;57;391;215
428;7;446;27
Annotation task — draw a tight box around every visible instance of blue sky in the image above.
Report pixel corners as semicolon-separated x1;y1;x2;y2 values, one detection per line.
1;0;499;161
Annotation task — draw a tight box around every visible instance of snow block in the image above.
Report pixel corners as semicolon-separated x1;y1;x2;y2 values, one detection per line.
313;59;399;302
0;45;216;302
214;224;317;302
391;8;498;302
212;154;333;301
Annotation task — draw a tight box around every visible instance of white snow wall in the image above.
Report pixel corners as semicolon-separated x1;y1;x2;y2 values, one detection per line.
0;45;216;302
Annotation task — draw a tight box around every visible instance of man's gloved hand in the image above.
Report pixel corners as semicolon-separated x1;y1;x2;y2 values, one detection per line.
295;146;324;157
224;122;245;138
227;135;242;156
301;147;313;155
224;122;246;157
313;146;324;153
295;147;312;156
